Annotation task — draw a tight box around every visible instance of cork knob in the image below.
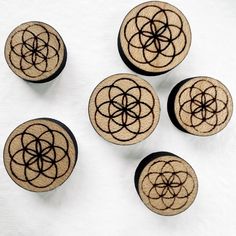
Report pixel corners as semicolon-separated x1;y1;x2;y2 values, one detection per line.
118;1;191;76
5;21;67;83
135;152;198;216
88;73;160;145
168;77;233;136
3;118;78;192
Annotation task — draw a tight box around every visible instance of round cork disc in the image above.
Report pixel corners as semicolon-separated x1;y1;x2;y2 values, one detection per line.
5;21;67;83
3;118;78;192
135;152;198;216
118;1;191;76
167;77;233;136
88;73;160;145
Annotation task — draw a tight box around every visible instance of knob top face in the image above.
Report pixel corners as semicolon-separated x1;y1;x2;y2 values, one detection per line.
172;77;233;136
4;118;78;192
5;21;67;83
89;73;160;145
135;152;198;216
118;1;191;75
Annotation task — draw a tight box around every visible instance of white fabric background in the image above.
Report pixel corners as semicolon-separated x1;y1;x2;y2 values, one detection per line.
0;0;235;235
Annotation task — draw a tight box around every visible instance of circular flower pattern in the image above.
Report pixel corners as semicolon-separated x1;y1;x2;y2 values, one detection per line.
95;78;155;142
124;5;187;68
119;2;191;75
139;156;197;215
7;123;71;189
6;22;63;80
178;79;229;133
89;74;160;145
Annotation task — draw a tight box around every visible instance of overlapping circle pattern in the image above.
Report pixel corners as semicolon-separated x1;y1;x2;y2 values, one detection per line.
94;78;156;142
9;23;61;78
8;123;71;189
141;160;195;211
124;5;187;68
178;80;229;133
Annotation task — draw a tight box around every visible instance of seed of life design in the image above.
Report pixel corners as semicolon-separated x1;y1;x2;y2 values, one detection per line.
4;119;78;192
5;21;66;82
89;74;160;145
175;77;233;136
137;153;198;216
119;1;191;75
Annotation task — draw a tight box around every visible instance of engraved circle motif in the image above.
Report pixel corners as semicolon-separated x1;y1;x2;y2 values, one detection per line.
89;74;160;145
141;159;195;212
5;22;64;81
178;79;230;134
124;5;187;68
4;120;76;191
119;2;191;74
95;78;155;142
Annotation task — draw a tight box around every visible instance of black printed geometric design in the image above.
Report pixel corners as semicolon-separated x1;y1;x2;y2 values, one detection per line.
179;80;229;133
94;77;155;142
8;123;71;189
124;5;187;68
141;160;195;211
9;23;61;78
